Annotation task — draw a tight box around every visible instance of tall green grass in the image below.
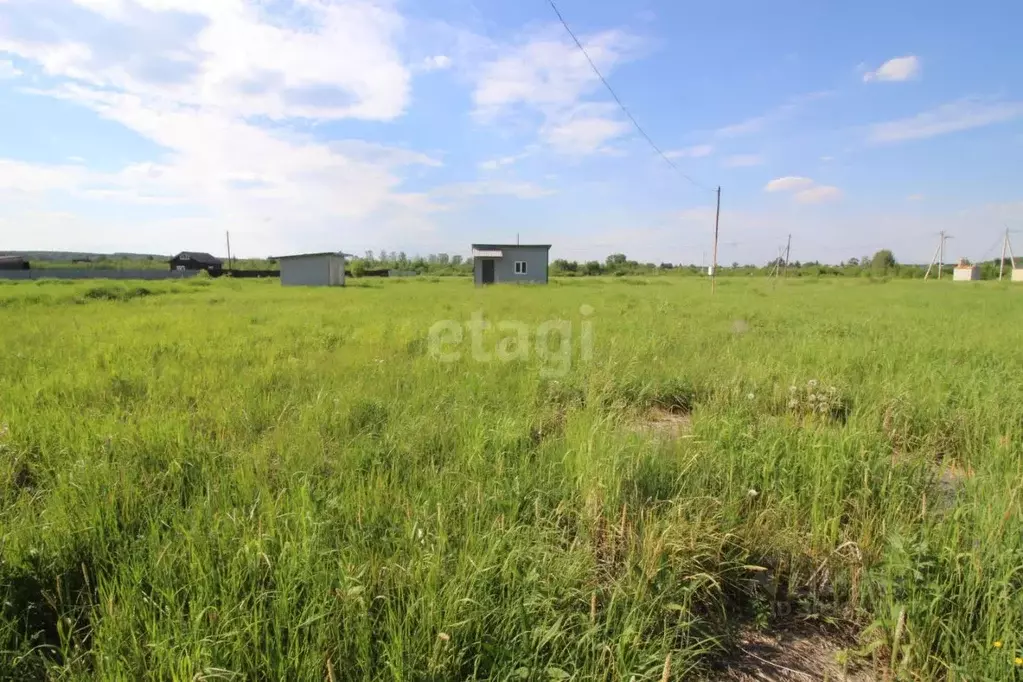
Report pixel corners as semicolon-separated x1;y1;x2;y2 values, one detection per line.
1;277;1021;680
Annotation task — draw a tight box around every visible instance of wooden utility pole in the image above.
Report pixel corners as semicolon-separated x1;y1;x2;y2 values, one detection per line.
938;230;947;280
924;231;952;280
711;186;721;293
769;245;785;284
782;234;792;278
1000;229;1009;281
226;231;233;271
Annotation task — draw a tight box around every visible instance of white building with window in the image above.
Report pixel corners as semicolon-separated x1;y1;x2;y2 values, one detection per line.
470;244;551;285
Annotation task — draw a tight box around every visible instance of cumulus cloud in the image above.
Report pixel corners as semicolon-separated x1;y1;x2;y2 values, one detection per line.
863;55;921;82
420;54;452;71
0;59;20;78
477;147;537;171
765;176;814;192
0;0;530;254
1;0;412;121
471;27;640;155
764;176;841;204
868;97;1023;143
540;103;630;156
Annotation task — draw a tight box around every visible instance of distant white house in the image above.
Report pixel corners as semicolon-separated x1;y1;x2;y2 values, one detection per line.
1013;268;1023;283
275;252;347;287
953;258;980;282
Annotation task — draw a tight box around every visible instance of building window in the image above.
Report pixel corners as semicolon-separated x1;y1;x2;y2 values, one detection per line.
514;261;527;275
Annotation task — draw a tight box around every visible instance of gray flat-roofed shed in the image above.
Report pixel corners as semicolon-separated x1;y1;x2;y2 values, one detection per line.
275;252;347;287
472;244;551;285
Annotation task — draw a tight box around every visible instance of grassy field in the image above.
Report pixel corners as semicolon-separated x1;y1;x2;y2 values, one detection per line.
1;276;1022;680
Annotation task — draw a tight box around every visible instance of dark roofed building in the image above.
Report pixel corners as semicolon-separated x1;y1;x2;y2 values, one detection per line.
169;252;223;274
0;256;29;271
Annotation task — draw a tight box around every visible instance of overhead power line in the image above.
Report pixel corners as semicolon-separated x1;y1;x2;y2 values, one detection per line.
546;0;715;193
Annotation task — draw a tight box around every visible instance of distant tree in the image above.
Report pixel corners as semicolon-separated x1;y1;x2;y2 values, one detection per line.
364;250;374;262
378;250;389;263
583;260;603;276
451;255;463;267
606;253;627;267
350;259;367;277
731;261;740;269
659;262;675;270
397;251;408;266
871;249;897;274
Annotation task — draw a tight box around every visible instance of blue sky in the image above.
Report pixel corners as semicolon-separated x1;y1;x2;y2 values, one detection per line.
0;0;1021;264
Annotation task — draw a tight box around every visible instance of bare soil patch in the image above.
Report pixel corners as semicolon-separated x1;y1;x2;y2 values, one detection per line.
632;406;693;439
719;624;873;681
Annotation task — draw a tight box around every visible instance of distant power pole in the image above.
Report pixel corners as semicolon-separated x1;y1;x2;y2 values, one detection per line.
1001;229;1018;280
924;231;952;280
226;231;233;270
711;186;721;293
782;234;792;278
938;230;946;279
769;245;785;283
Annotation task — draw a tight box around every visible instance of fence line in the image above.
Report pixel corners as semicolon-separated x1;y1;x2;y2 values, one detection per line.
0;269;201;281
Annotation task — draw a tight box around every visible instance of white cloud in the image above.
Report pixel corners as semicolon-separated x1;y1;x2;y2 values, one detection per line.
764;176;841;204
477;147;537;171
765;176;814;192
907;193;924;202
863;55;921;82
722;154;764;168
472;28;637;117
665;144;713;159
0;0;485;254
868;97;1023;143
420;54;452;71
794;185;842;204
540;103;630;155
471;27;640;155
478;158;511;171
0;59;21;78
1;0;411;121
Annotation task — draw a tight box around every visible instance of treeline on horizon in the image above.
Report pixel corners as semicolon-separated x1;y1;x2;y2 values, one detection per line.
20;249;1016;279
348;249;1011;280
